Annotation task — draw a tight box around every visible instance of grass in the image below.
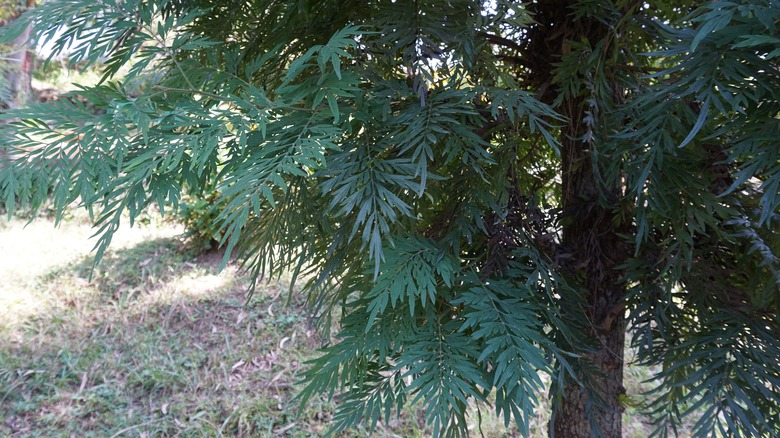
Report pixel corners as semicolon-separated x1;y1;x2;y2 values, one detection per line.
0;211;442;437
0;210;692;437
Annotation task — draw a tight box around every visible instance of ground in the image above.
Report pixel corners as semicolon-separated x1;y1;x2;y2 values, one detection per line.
0;209;688;437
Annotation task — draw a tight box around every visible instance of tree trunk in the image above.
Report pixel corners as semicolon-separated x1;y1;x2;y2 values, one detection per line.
552;104;628;436
523;2;630;436
1;0;35;164
4;28;33;109
7;0;35;109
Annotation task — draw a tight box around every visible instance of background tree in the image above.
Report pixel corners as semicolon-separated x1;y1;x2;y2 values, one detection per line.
1;1;778;436
0;0;35;108
0;0;35;164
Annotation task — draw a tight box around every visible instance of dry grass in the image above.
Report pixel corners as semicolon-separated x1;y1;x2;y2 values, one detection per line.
0;212;443;437
0;210;689;437
1;213;326;437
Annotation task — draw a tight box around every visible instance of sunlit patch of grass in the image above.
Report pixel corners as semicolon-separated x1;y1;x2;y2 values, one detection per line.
0;208;181;325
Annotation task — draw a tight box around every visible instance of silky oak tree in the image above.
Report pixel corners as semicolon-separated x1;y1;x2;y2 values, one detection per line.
1;1;778;436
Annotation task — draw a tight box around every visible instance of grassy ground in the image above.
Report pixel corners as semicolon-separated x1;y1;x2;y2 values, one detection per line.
0;210;687;437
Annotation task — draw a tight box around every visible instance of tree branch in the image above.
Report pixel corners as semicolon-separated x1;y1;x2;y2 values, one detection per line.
477;31;524;53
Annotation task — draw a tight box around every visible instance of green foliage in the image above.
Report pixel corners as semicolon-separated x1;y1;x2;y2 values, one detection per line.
176;190;223;250
1;0;779;436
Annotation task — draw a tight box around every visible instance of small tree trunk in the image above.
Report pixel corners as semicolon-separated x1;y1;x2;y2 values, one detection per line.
1;0;35;164
7;1;34;109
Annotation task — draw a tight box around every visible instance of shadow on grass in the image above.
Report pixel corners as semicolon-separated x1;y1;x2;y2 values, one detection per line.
0;237;349;437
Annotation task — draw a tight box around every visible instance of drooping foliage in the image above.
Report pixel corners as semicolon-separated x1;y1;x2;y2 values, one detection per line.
0;0;778;436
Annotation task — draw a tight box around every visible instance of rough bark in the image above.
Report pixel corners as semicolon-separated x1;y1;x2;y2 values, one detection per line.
553;100;628;436
520;2;630;436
